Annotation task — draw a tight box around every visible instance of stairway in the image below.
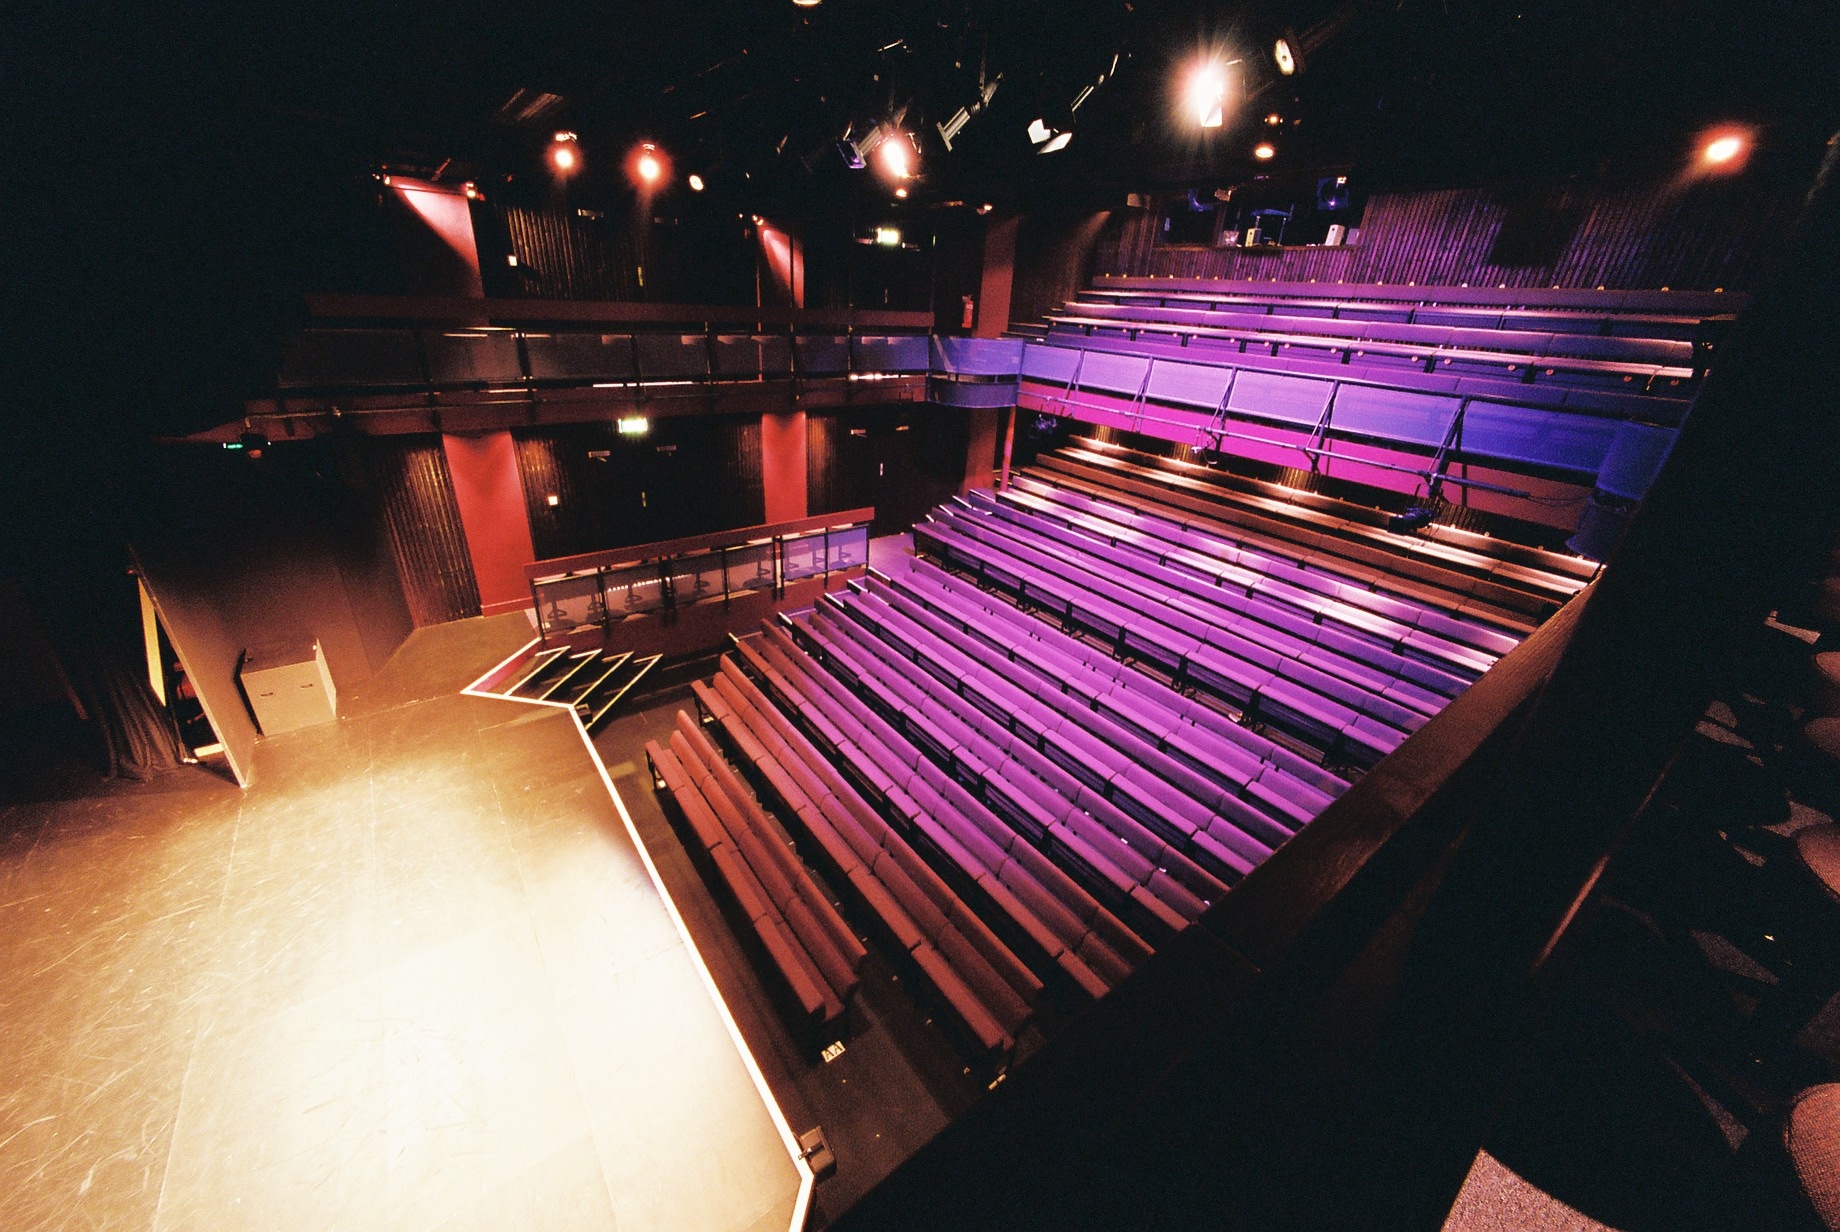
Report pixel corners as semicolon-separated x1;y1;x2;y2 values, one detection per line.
488;645;663;732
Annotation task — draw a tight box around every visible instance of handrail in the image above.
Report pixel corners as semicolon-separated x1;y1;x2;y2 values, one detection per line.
304;292;933;331
526;507;876;584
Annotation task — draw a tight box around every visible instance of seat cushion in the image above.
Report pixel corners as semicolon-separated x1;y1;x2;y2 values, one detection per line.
1788;1084;1840;1230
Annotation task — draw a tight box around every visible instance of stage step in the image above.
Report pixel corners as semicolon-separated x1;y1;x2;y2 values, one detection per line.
581;653;663;731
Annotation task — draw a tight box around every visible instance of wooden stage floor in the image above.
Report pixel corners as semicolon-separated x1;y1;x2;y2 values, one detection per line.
0;612;803;1232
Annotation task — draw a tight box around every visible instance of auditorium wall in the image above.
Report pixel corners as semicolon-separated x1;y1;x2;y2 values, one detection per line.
1106;175;1799;292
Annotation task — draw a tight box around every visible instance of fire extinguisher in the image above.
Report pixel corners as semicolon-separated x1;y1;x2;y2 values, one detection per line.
961;294;977;332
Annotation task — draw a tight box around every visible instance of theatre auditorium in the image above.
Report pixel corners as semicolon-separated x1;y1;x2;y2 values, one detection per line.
6;2;1840;1228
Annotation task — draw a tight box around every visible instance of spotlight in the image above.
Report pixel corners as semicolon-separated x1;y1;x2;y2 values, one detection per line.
937;75;1001;151
1264;113;1283;126
893;186;909;199
550;131;580;174
878;132;913;180
1028;118;1073;154
1188;60;1229;128
976;203;994;215
687;173;705;192
1253;142;1276;160
617;416;650;437
1274;35;1300;76
875;226;901;246
792;0;820;7
628;142;671;190
1700;129;1752;168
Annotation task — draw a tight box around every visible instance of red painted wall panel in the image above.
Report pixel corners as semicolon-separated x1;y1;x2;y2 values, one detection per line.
442;431;537;616
977;216;1020;337
760;411;808;523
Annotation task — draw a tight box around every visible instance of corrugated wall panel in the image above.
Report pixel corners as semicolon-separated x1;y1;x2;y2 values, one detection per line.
1110;177;1795;292
364;437;481;627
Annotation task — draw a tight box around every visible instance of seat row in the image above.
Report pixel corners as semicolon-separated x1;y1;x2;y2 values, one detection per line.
798;598;1227;933
1007;474;1526;660
877;557;1348;811
1044;313;1692;398
918;504;1417;767
808;573;1338;889
1055;299;1696;371
689;655;1044;1057
971;487;1505;687
1079;279;1734;341
731;630;1150;1001
646;715;866;1034
1037;444;1589;619
1018;325;1694;424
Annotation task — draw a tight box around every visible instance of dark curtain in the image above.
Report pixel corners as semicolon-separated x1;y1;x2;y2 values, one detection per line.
64;640;185;781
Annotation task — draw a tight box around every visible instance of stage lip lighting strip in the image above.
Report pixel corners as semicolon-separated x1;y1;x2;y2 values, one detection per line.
464;636;816;1232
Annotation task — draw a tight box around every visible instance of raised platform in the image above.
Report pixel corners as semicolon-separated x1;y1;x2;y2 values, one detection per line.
0;614;805;1232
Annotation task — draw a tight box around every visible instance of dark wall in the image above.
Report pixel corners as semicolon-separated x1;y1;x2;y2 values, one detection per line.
477;200;761;305
516;415;765;560
1108;177;1800;292
126;437;446;780
136;442;423;687
808;407;971;536
1009;210;1115;329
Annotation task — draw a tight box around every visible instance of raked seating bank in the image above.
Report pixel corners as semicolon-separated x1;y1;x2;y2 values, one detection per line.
645;441;1592;1069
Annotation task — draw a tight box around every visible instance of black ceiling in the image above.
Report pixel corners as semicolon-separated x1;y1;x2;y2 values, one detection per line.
13;0;1838;433
36;0;1840;212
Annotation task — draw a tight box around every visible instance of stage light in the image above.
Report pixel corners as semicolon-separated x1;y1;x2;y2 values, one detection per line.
687;173;705;192
1702;133;1747;166
1040;131;1073;154
879;133;912;179
550;131;580;174
1188;60;1228;128
792;0;820;7
1027;118;1052;145
977;203;994;215
617;416;650;436
1253;142;1276;160
875;226;901;246
893;186;909;199
937;75;1001;151
627;142;671;191
1704;136;1741;163
1265;113;1283;126
1274;36;1299;76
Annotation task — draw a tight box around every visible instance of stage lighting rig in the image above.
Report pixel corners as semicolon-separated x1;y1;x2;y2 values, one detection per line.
937;74;1001;151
